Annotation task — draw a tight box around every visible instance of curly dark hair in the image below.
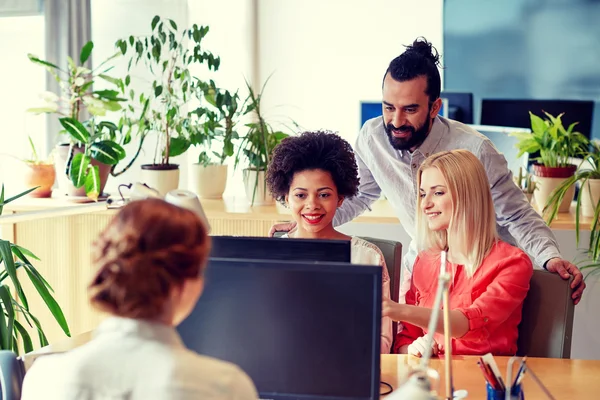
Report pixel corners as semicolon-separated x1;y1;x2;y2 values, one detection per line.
266;130;360;204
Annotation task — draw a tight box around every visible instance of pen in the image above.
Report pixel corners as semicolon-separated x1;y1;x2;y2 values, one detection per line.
512;357;527;388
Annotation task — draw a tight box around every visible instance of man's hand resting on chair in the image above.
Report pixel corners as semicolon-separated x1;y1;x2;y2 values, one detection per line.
268;221;297;237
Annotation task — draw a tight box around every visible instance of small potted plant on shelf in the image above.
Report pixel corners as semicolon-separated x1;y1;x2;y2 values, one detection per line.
28;41;129;200
21;136;55;198
0;184;71;352
188;82;243;199
513;166;537;205
235;78;294;206
511;111;589;214
544;140;600;267
116;15;220;196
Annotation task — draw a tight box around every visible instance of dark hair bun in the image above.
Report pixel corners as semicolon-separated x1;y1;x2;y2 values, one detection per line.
406;37;441;66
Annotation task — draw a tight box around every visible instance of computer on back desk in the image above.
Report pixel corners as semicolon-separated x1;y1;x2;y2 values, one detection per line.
209;235;352;263
178;257;382;400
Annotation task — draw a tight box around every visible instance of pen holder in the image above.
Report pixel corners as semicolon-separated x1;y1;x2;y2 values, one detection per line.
486;383;524;400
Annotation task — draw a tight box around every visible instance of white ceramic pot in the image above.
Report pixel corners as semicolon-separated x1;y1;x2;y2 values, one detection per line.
191;164;228;199
140;164;180;197
534;176;575;213
243;168;274;206
580;179;600;217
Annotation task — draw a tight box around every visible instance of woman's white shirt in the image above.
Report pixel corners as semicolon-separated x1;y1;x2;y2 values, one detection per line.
21;317;258;400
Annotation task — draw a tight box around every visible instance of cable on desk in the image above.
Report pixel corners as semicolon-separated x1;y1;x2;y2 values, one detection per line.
380;381;393;395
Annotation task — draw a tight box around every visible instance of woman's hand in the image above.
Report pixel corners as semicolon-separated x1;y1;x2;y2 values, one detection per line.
407;335;439;358
382;296;404;321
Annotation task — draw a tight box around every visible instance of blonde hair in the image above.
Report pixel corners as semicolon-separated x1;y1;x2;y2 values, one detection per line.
416;150;497;276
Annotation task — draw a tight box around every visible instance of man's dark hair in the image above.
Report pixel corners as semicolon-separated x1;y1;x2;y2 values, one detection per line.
384;37;442;103
266;131;360;204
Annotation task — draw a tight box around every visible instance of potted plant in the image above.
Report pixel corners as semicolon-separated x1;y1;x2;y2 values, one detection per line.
235;78;293;206
22;137;55;198
511;112;589;213
513;166;537;205
0;184;70;352
544;140;600;265
116;16;220;196
27;42;128;200
188;84;242;199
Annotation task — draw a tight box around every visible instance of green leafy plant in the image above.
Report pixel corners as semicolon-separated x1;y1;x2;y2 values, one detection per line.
28;41;128;200
234;78;293;204
116;15;220;167
511;112;589;168
0;185;70;353
545;140;600;272
189;83;242;166
514;167;537;195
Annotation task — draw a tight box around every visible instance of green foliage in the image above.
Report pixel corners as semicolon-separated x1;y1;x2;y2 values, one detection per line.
27;41;132;200
544;140;600;271
116;16;220;166
234;77;296;205
188;81;243;166
0;185;70;353
511;112;589;168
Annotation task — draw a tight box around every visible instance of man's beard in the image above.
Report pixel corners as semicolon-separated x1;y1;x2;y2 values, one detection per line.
384;113;432;151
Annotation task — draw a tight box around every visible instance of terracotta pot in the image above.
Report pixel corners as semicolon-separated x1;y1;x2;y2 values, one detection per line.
23;163;56;198
54;144;112;197
140;164;180;197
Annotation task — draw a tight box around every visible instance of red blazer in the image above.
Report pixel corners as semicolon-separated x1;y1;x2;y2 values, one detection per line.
393;240;533;356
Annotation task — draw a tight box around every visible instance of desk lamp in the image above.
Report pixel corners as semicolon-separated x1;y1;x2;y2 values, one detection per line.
387;251;465;400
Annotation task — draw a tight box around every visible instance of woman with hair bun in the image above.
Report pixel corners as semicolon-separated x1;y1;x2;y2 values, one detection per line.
22;198;257;400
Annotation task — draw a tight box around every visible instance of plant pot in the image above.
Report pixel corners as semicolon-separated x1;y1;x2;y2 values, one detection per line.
243;168;274;206
191;164;228;199
532;164;577;213
581;179;600;218
23;163;56;198
54;144;112;197
140;164;180;197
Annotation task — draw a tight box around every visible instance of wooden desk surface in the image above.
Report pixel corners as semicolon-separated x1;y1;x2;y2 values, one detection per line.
382;354;600;399
3;195;592;230
22;334;600;399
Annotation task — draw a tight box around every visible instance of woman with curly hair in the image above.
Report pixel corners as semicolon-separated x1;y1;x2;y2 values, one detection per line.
266;130;393;353
22;199;257;400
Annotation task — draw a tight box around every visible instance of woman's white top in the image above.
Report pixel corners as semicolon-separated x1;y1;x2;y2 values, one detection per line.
21;317;257;400
281;235;393;353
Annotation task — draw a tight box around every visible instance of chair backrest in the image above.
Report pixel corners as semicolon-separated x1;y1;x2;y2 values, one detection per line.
517;269;575;358
0;350;24;400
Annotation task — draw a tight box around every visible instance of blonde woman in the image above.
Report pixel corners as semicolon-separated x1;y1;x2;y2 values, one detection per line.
383;149;533;356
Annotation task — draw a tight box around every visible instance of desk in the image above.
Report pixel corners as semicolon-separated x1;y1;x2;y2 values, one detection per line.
382;355;600;399
21;335;600;400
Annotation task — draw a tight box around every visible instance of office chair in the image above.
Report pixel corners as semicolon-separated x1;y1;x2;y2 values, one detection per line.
359;237;402;341
0;350;24;400
517;269;575;358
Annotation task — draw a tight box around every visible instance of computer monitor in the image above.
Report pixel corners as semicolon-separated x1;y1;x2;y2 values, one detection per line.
210;236;352;263
480;99;595;139
469;124;530;177
441;91;474;124
178;258;382;400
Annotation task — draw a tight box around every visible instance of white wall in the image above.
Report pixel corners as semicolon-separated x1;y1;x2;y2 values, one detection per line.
257;0;444;144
